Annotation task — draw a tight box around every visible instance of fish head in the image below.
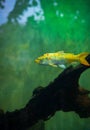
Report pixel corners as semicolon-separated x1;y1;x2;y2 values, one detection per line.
35;58;49;65
35;53;51;65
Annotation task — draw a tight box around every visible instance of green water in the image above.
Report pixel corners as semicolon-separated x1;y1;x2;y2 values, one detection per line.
0;0;90;130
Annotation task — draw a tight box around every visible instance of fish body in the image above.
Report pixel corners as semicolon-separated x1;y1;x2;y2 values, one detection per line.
35;51;90;69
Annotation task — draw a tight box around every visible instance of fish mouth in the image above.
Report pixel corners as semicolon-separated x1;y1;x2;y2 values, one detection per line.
35;59;40;63
35;56;43;63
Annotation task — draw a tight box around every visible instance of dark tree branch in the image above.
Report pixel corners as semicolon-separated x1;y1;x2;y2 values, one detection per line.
0;55;90;130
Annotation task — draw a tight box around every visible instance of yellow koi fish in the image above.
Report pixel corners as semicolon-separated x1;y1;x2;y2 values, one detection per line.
35;51;90;69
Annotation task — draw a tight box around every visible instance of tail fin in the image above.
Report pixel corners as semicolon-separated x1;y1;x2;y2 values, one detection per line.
77;52;90;66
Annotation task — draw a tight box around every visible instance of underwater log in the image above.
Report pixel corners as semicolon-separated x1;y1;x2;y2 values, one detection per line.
0;55;90;130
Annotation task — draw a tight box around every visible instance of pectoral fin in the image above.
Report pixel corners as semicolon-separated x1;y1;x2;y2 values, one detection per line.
49;63;57;67
58;64;66;69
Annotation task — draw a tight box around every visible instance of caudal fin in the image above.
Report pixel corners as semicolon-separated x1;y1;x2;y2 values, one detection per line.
77;52;90;66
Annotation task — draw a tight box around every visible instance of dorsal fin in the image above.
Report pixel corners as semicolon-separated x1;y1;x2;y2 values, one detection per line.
56;51;64;53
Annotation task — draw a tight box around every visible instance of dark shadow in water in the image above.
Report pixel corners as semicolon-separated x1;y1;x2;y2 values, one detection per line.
0;0;5;9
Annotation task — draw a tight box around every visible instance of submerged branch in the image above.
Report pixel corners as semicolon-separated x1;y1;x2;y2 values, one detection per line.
0;55;90;130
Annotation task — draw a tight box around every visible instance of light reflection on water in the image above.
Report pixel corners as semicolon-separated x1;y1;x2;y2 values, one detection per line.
0;0;86;26
17;0;45;25
0;0;45;26
0;0;16;25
